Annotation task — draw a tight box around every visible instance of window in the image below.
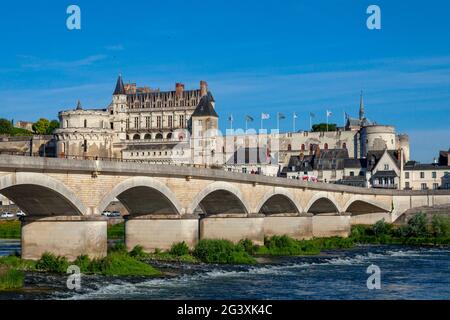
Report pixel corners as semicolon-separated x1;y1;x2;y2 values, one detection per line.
301;144;305;151
342;143;347;149
324;143;328;150
126;119;130;130
110;122;114;130
405;172;410;179
433;183;439;190
242;167;247;173
157;116;162;129
65;120;69;128
432;172;437;179
145;117;151;128
134;117;139;129
287;144;292;151
84;119;87;128
405;182;410;189
421;183;427;190
350;171;355;177
446;183;450;190
179;115;185;128
168;115;173;128
384;164;389;170
420;172;425;179
83;140;87;152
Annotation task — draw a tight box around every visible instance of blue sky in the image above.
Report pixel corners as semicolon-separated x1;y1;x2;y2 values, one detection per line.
0;0;449;162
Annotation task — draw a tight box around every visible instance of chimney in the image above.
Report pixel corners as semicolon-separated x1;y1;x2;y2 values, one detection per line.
200;80;208;96
176;83;185;96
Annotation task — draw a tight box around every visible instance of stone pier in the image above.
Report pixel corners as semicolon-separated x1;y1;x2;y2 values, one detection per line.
263;215;313;240
21;216;107;261
199;215;265;245
312;214;351;238
125;216;199;252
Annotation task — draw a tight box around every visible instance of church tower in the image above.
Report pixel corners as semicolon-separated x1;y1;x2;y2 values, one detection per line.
359;91;365;121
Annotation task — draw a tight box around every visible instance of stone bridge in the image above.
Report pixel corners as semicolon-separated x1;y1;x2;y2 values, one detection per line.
1;155;449;260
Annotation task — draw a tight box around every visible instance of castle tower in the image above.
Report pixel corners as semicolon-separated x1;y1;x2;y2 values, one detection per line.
190;91;219;166
110;75;128;141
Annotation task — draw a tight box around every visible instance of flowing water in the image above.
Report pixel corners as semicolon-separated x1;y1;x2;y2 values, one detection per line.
1;239;449;300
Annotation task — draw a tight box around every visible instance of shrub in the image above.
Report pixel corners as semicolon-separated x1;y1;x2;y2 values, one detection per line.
431;215;450;238
107;222;125;239
193;239;256;264
129;245;148;260
0;266;24;290
35;252;69;273
0;221;21;239
74;255;91;273
239;239;258;255
406;213;429;237
372;219;392;237
109;242;127;254
169;242;190;256
88;252;160;276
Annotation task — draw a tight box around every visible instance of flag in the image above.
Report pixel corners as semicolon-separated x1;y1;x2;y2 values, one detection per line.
228;115;233;121
261;113;270;120
327;110;333;117
278;113;286;120
309;112;315;118
245;115;254;122
293;112;298;119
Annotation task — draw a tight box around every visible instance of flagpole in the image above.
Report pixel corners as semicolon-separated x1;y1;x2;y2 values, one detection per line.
326;111;329;132
309;114;312;132
276;113;279;131
293;113;296;132
261;115;263;130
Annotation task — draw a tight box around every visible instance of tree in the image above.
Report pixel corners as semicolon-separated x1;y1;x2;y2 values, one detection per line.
0;118;13;134
47;120;60;134
32;118;50;135
312;123;337;132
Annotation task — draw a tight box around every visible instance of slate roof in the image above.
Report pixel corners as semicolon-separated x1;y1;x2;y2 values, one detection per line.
404;162;450;171
191;92;218;118
285;149;349;172
113;75;126;95
123;143;182;151
372;170;398;178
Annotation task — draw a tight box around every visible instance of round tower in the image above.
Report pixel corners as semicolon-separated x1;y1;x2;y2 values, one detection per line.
361;125;396;156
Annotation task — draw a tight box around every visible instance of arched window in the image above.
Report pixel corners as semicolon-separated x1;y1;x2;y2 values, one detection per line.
65;120;69;128
133;134;140;140
84;119;87;128
301;144;305;151
144;134;151;140
310;144;313;152
155;133;163;139
166;132;173;140
342;142;347;149
324;143;328;150
287;144;292;151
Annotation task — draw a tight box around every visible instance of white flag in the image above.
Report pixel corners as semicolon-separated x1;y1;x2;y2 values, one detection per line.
261;113;270;120
327;110;333;117
293;112;298;119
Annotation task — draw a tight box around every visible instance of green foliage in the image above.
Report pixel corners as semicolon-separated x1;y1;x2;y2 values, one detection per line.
87;252;161;276
431;216;450;238
169;242;190;256
32;118;59;135
129;245;148;260
109;241;127;254
193;239;256;264
74;255;91;273
0;266;24;291
239;239;259;255
10;127;33;136
406;213;429;237
312;123;337;132
0;254;35;271
0;221;21;239
0;119;13;134
107;222;125;239
372;219;392;236
35;252;69;273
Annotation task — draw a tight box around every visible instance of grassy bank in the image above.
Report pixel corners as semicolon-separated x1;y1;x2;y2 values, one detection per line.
0;220;21;239
107;222;124;240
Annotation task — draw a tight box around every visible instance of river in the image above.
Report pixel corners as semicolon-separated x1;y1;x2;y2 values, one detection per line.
1;239;449;300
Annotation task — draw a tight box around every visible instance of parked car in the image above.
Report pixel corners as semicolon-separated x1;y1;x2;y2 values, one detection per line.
1;212;14;219
16;211;26;217
109;211;121;218
102;211;112;217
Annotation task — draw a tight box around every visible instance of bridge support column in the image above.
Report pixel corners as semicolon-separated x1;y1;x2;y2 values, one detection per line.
21;216;107;261
125;216;199;252
200;215;264;245
263;215;313;240
312;214;351;238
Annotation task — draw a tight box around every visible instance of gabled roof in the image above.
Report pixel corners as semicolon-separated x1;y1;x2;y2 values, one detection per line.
366;150;401;171
113;75;126;95
191;92;218;118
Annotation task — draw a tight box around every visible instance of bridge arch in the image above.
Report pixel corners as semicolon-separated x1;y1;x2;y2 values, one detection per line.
255;188;302;215
96;176;183;216
188;181;250;216
0;172;86;216
343;196;391;215
305;192;342;215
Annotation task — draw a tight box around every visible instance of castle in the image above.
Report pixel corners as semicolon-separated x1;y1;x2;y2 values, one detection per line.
53;75;450;190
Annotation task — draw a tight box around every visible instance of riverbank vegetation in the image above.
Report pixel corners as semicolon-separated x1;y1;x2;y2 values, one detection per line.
0;220;21;239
